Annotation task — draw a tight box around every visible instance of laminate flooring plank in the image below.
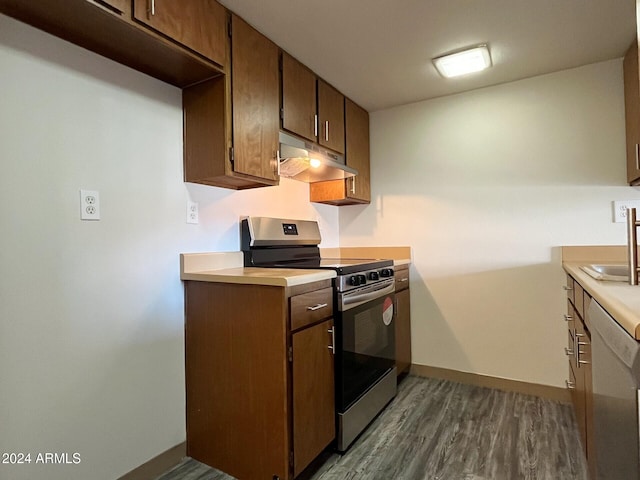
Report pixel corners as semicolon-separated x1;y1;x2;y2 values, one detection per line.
155;375;587;480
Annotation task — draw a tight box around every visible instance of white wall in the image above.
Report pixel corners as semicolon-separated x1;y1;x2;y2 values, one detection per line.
339;59;640;387
0;15;337;480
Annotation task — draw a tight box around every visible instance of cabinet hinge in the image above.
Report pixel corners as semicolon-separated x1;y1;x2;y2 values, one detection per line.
288;346;293;363
280;108;284;121
289;451;294;468
229;146;234;165
228;16;232;38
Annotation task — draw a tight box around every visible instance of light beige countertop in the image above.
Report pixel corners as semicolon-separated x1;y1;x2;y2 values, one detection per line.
180;252;335;287
181;247;410;287
320;246;411;266
562;246;640;340
181;266;336;287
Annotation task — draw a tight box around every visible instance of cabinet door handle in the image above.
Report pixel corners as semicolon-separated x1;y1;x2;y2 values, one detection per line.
566;380;575;390
313;115;318;138
399;278;409;283
563;314;573;322
306;303;328;311
564;347;574;356
563;285;573;291
325;121;329;142
328;327;335;354
636;143;639;170
148;0;155;16
351;176;356;194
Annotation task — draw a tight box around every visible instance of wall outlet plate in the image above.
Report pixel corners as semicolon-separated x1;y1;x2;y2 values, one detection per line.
80;189;100;221
187;200;199;224
613;200;640;223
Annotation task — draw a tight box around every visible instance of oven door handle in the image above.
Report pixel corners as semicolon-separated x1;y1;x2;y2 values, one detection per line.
339;280;395;311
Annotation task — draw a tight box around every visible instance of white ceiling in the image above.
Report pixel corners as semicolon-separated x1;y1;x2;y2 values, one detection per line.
218;0;636;112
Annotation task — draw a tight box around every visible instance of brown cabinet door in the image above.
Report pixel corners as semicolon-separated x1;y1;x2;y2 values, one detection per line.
292;319;335;476
395;288;411;376
624;41;640;185
282;53;317;142
133;0;227;67
345;98;370;202
318;79;345;154
231;14;279;182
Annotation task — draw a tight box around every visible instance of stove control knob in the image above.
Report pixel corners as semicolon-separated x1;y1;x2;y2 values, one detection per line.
380;268;394;278
357;274;367;285
348;275;360;286
369;271;380;281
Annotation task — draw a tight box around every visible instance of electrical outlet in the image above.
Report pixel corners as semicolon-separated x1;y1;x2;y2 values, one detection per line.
187;200;199;224
80;189;100;221
613;200;640;223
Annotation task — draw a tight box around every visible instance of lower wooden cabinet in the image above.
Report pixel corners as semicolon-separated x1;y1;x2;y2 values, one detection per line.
395;265;411;377
292;318;335;476
184;279;335;480
564;274;595;478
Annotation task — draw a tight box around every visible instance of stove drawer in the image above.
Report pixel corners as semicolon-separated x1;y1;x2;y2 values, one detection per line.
291;287;333;331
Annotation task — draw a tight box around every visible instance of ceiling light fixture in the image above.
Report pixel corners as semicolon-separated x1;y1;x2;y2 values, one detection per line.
433;44;492;78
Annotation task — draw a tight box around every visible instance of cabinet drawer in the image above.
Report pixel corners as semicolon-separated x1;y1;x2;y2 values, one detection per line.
290;287;333;331
395;267;410;292
565;274;575;304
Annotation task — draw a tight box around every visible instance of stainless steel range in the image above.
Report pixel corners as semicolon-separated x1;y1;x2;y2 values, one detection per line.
241;216;397;452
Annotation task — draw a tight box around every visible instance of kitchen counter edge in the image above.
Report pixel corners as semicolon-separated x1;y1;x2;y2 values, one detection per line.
563;262;640;340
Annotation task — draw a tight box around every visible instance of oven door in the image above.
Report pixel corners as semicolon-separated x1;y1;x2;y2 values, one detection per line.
336;279;396;412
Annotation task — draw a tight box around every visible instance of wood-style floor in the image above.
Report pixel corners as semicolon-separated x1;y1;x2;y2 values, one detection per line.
156;375;587;480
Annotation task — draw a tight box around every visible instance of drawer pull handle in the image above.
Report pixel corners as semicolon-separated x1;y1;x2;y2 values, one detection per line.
399;278;409;283
563;285;573;291
328;327;335;354
566;380;575;390
563;314;573;322
307;303;328;311
578;360;590;365
564;347;574;356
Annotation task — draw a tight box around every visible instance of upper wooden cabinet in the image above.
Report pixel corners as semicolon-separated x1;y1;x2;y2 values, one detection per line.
345;99;370;201
133;0;227;68
317;80;345;154
183;14;280;189
281;53;318;143
623;40;640;186
229;14;280;183
309;99;371;205
0;0;224;87
281;54;346;155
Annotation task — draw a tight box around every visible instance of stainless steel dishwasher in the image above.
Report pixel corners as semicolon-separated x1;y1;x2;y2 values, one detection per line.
589;299;640;479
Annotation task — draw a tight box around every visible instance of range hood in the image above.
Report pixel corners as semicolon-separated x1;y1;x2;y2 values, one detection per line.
279;131;357;182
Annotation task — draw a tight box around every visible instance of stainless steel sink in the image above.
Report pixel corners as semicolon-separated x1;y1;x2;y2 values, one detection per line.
580;264;630;282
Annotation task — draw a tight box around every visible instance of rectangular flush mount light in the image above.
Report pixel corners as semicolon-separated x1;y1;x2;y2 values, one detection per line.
433;44;492;78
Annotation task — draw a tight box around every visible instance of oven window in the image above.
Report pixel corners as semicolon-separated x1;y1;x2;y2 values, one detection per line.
338;294;395;411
